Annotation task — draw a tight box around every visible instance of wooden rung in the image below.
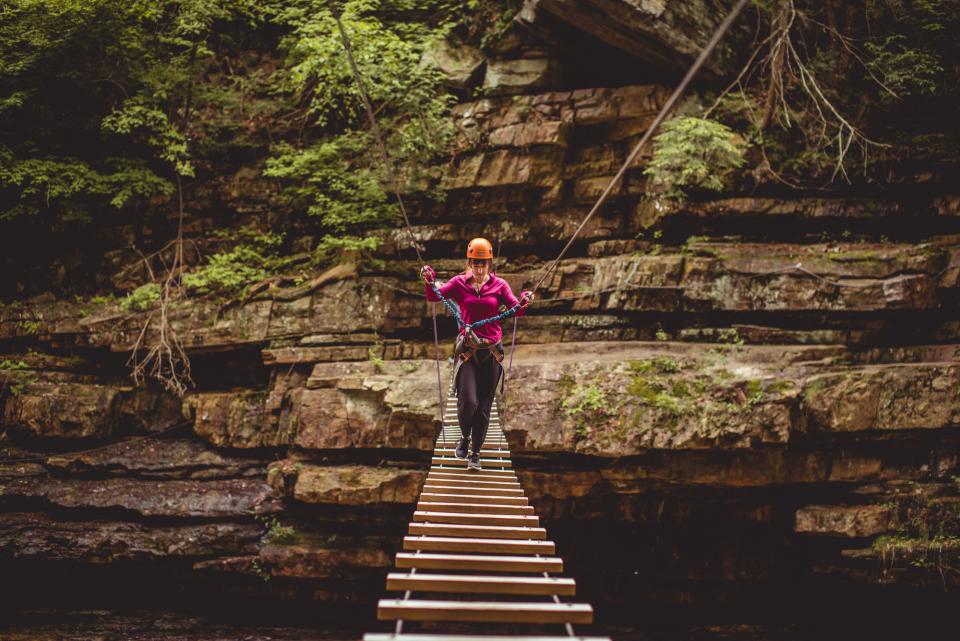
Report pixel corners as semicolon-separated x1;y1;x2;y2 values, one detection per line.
429;466;517;482
427;476;519;485
386;572;575;596
365;636;610;641
420;493;528;506
432;457;513;468
403;535;554;554
395;552;562;573
408;522;546;540
418;502;534;515
426;475;520;486
429;465;517;481
413;511;539;527
434;449;510;456
429;468;516;479
423;484;524;496
377;599;592;624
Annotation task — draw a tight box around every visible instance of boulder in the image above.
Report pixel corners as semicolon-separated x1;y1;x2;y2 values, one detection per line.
0;512;261;561
0;476;281;518
422;37;485;88
483;57;560;95
800;365;960;433
795;504;895;537
268;461;425;506
43;438;265;480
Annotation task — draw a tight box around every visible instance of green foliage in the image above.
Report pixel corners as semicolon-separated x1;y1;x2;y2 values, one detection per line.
119;283;161;311
250;558;272;582
865;35;943;103
0;0;265;222
79;293;119;316
265;0;457;236
628;357;680;375
314;234;382;267
0;359;35;396
102;103;194;177
368;335;385;373
560;383;607;438
265;135;396;231
644;117;745;200
0;153;173;221
184;230;284;298
257;515;296;543
698;0;960;185
16;320;39;335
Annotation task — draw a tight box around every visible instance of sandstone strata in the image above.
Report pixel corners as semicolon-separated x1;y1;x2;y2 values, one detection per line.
2;13;960;635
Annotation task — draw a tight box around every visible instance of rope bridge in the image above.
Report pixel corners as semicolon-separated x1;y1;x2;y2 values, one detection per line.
331;0;753;637
364;387;609;641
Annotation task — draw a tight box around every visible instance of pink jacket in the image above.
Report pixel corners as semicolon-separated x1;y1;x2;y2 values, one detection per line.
425;272;526;343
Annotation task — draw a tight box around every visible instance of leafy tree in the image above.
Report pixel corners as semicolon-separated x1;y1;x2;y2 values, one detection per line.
264;0;457;259
0;0;265;223
699;0;960;187
644;117;746;200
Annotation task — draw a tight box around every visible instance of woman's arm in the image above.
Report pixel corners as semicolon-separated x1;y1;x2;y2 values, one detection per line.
425;273;462;303
498;279;529;318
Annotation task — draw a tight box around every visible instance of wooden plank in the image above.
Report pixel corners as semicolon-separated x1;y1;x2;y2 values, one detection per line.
386;572;575;596
395;552;562;573
420;492;528;506
403;535;555;554
425;474;520;486
377;599;592;624
432;457;512;468
428;469;517;479
408;522;546;540
422;484;524;496
417;502;534;515
424;482;521;491
413;510;539;527
428;469;517;480
434;448;510;456
363;632;612;641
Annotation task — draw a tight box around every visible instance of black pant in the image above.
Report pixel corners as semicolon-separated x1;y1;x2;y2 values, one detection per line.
456;354;502;453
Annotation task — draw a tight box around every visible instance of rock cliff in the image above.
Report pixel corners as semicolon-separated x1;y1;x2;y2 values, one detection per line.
2;2;959;638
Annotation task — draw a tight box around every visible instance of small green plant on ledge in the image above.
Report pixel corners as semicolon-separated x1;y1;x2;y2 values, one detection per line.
250;558;272;583
184;229;285;299
119;283;161;312
15;320;39;335
0;359;35;396
560;381;608;439
644;116;745;202
368;335;386;373
257;515;295;544
314;235;383;270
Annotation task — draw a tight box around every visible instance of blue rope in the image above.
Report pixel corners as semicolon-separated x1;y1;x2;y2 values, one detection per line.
429;281;522;332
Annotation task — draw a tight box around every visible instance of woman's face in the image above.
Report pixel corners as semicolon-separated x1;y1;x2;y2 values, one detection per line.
469;258;491;279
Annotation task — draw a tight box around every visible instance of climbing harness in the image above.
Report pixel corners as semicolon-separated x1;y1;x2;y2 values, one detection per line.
453;332;504;365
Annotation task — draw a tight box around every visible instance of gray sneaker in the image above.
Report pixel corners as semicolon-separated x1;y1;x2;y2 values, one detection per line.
466;452;482;471
455;438;469;460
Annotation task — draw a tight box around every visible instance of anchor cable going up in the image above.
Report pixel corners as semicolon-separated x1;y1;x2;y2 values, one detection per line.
529;0;752;296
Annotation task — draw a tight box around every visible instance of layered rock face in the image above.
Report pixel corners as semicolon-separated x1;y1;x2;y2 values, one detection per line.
2;2;960;637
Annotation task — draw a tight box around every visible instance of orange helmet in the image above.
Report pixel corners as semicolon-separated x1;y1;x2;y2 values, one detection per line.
466;237;494;260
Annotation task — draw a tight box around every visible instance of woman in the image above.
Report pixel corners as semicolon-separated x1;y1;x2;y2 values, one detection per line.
420;238;532;471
